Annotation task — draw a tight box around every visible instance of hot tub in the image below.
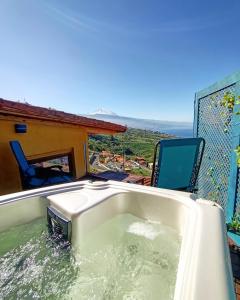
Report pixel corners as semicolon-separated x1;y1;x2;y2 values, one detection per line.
0;180;235;299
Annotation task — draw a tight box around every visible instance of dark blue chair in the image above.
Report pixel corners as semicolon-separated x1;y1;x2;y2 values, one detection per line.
151;138;205;192
10;141;72;189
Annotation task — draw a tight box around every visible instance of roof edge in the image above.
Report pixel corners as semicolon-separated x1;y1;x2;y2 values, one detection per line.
0;98;127;133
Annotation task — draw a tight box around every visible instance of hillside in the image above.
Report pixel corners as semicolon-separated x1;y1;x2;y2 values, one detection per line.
88;127;173;163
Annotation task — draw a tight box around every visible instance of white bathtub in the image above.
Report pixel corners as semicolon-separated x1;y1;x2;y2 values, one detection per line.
0;180;235;300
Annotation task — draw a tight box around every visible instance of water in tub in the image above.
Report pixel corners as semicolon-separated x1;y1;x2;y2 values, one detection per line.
0;214;181;299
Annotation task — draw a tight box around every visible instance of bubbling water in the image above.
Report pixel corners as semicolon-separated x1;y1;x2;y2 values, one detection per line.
0;219;78;299
0;214;181;300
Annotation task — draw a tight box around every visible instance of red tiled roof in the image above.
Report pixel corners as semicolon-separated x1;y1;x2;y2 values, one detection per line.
143;176;151;186
0;98;127;133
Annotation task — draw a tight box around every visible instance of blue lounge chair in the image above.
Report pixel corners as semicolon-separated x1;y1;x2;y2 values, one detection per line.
151;138;205;192
10;141;72;189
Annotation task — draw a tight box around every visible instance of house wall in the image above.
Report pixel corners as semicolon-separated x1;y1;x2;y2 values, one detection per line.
0;115;90;195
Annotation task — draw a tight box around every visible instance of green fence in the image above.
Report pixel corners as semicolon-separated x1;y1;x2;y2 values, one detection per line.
194;71;240;244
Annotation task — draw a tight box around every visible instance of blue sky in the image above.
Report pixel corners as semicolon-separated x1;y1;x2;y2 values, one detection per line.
0;0;239;122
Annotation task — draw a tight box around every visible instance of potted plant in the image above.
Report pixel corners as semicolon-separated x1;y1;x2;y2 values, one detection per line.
227;214;240;235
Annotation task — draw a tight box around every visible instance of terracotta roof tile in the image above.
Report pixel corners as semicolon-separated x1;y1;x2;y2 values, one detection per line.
143;176;152;186
0;98;127;133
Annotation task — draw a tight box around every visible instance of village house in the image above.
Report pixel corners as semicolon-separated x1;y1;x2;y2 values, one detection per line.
135;156;147;167
0;98;126;195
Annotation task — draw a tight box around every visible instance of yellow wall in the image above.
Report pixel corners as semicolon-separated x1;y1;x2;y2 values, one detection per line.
0;115;91;195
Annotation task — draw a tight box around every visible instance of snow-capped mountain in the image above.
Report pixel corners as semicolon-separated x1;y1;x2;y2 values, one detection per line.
89;108;118;116
86;110;193;137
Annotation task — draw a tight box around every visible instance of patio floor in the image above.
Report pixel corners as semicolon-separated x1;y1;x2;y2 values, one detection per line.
89;170;148;185
229;239;240;299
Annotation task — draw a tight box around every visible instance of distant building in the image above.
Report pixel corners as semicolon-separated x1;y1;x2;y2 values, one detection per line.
0;98;126;195
135;156;147;166
100;151;112;158
148;162;153;170
113;154;124;163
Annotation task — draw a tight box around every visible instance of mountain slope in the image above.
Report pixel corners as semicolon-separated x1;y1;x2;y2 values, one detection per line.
89;108;118;116
86;113;193;137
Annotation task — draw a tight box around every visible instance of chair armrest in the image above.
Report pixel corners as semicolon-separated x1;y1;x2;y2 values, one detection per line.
25;166;36;177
